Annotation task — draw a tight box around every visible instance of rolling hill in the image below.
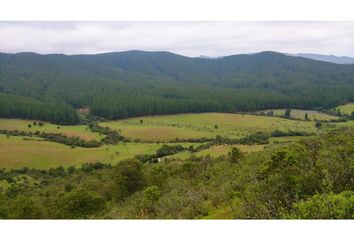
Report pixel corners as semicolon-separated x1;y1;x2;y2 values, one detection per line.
1;51;354;122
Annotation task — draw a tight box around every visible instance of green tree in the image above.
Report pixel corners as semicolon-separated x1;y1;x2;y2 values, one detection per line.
228;147;244;164
350;111;354;120
284;109;291;118
286;191;354;219
143;186;162;201
112;159;146;201
8;195;42;219
56;189;106;219
304;113;309;121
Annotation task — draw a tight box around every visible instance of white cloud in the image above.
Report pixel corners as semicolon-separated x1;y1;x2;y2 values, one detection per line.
0;21;353;57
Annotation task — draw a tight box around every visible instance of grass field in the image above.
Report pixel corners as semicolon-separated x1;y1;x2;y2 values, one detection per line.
164;144;268;160
0;134;200;169
100;113;318;141
335;103;354;115
2;112;352;169
259;109;338;121
164;135;308;160
0;118;102;141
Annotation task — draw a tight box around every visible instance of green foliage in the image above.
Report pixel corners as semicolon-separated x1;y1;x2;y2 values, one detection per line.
7;195;42;219
0;129;101;148
284;109;291;118
112;159;146;201
0;93;79;124
156;144;185;157
351;111;354;120
56;189;106;219
285;191;354;219
0;127;353;219
143;186;162;201
228;147;244;163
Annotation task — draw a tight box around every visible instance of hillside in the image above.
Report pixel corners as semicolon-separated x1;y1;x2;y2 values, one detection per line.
1;51;354;123
290;53;354;64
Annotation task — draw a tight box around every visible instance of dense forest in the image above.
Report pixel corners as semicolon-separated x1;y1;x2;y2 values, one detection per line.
1;51;354;123
0;127;353;219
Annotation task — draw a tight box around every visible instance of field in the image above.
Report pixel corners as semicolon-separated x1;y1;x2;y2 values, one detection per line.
335;103;354;115
164;144;268;160
100;113;318;141
164;136;306;160
0;118;102;140
0;134;201;169
258;109;338;121
1;111;353;169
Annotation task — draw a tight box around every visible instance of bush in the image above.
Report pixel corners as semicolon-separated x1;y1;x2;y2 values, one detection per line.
112;159;146;201
56;189;106;219
286;191;354;219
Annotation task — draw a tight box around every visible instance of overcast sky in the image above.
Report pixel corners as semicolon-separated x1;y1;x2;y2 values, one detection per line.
0;21;353;57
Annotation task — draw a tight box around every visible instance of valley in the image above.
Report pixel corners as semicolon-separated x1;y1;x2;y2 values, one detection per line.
0;50;353;219
1;108;353;169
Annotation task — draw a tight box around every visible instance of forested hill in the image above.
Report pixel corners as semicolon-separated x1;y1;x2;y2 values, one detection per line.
1;51;354;123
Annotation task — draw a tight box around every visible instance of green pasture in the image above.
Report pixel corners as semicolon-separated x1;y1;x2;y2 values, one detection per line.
259;109;338;121
0;118;102;141
100;113;319;141
0;134;199;169
335;103;354;115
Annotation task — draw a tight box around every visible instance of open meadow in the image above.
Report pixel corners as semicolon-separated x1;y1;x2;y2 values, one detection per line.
335;103;354;115
0;118;102;141
100;112;319;141
0;134;201;169
1;111;353;169
258;109;338;121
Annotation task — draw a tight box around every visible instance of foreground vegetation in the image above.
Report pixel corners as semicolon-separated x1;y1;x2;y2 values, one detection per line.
0;127;353;219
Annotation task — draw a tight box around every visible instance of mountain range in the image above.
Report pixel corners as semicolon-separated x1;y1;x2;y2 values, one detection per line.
1;50;354;123
289;53;354;64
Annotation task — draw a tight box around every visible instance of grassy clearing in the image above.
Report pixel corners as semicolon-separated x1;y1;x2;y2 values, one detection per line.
165;135;307;160
164;144;268;160
269;135;309;144
0;134;200;169
0;118;102;141
335;103;354;115
100;113;318;141
259;109;338;121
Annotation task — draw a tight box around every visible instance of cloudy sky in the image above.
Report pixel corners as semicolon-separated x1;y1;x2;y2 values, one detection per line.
0;21;354;57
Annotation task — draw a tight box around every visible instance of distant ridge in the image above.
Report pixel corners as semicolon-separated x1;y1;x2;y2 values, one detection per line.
289;53;354;64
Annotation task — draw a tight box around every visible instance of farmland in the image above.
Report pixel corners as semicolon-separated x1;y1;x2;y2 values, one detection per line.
0;111;353;169
0;134;200;169
258;109;338;121
100;112;319;141
335;103;354;115
0;118;102;141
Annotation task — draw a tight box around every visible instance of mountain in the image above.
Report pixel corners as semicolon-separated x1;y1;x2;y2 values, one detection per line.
289;53;354;64
1;50;354;122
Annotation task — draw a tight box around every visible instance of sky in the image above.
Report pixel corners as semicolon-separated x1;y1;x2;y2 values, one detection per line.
0;21;354;57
